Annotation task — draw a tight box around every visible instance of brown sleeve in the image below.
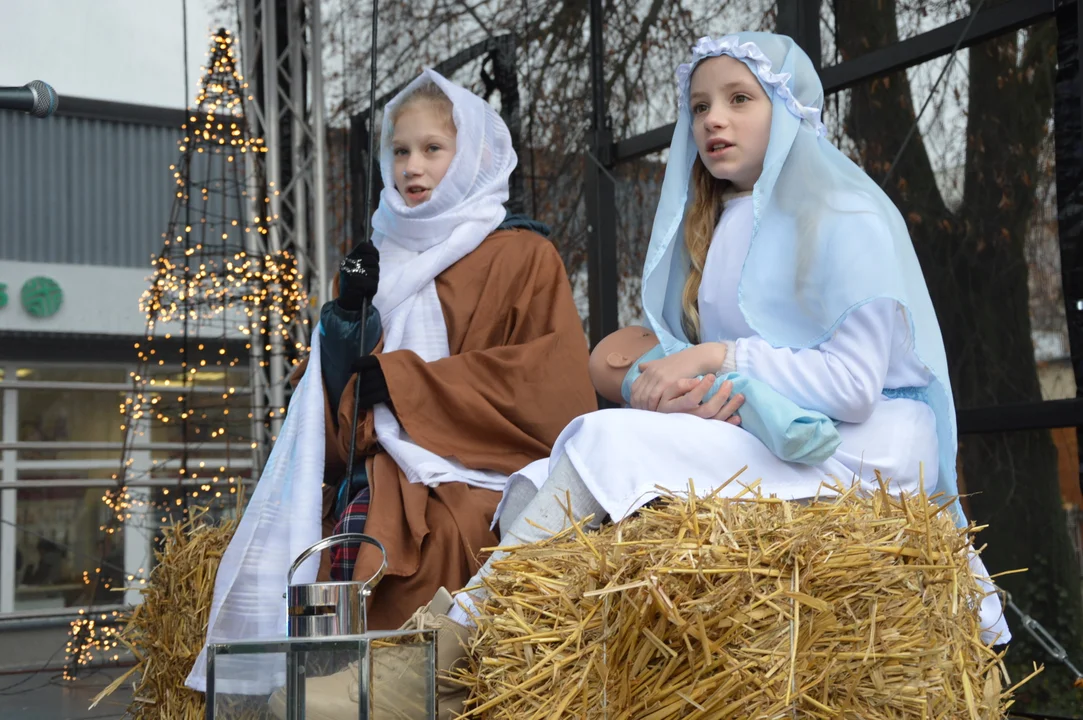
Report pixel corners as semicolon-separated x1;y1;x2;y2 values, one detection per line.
375;236;596;475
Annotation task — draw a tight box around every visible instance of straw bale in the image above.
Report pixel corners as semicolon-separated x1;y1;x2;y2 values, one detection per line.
90;509;262;719
456;480;1036;719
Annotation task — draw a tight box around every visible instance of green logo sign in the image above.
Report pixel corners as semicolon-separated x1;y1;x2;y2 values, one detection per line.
0;283;7;309
21;276;63;318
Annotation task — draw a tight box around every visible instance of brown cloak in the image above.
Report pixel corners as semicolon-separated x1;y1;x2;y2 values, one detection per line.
292;228;596;629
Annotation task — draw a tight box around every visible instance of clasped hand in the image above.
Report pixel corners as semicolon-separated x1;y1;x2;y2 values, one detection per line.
629;343;744;423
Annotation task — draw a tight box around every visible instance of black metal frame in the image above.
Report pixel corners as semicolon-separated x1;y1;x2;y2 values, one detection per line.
584;0;1083;442
584;0;619;348
776;0;821;71
610;0;1062;165
1054;0;1083;460
0;331;250;366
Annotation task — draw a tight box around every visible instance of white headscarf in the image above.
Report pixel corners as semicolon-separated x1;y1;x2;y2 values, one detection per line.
370;69;516;491
186;326;328;694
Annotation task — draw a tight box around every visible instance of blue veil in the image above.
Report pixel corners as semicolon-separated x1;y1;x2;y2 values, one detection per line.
642;32;964;525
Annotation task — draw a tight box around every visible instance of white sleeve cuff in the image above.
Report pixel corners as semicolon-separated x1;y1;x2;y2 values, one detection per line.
720;340;738;374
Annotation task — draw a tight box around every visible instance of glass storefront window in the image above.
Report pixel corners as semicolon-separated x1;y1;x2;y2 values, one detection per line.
16;468;120;484
146;367;249;387
14;487;125;611
148;366;253;449
17;388;126;459
2;364;136;614
2;361;254;616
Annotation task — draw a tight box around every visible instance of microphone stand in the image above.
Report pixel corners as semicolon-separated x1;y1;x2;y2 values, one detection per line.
343;0;380;503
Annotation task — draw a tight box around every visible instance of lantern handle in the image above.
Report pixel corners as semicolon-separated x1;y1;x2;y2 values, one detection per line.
286;533;387;596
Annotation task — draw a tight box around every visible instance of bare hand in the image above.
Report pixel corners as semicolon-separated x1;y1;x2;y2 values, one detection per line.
655;375;744;424
630;344;726;411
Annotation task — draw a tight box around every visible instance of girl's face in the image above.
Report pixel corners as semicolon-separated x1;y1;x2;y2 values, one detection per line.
391;102;457;207
689;55;772;192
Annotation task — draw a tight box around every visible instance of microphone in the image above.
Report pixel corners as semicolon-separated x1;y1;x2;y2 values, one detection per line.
0;81;59;118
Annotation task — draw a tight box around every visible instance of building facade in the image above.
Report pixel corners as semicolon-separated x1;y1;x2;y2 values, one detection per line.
0;98;251;619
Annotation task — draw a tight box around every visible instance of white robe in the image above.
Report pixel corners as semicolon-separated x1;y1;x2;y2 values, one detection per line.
508;196;1011;644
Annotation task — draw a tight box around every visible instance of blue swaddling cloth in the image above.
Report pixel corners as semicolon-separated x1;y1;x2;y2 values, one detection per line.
621;344;841;465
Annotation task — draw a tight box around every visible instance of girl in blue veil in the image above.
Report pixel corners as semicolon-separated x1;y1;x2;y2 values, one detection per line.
371;32;1011;706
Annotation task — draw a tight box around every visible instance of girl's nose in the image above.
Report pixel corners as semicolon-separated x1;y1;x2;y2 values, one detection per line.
704;109;730;131
403;156;422;177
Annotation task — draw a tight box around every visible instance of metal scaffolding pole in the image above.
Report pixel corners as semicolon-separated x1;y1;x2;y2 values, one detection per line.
241;0;271;467
240;0;329;450
310;1;329;305
776;0;822;70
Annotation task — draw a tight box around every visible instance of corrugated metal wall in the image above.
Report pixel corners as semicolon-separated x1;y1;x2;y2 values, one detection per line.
0;104;183;268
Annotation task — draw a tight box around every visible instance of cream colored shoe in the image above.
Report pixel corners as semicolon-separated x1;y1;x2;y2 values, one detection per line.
268;587;472;720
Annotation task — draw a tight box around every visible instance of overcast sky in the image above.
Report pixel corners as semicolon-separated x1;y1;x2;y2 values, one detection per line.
1;0;224;109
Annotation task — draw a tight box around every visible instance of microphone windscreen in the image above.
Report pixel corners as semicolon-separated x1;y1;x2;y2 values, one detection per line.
26;80;58;118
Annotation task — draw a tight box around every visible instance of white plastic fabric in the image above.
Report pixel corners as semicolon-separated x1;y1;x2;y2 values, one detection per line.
185;324;327;694
370;68;516;493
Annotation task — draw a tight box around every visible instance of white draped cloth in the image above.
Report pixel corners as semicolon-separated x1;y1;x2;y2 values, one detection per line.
185;327;327;694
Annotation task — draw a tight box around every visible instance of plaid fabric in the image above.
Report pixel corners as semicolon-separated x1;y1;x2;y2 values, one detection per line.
329;485;371;581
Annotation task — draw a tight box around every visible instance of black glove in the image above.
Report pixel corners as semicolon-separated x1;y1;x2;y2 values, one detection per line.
350;354;390;409
337;243;379;311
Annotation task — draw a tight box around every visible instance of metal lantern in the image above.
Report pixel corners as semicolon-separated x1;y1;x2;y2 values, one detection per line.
286;533;386;638
206;534;437;720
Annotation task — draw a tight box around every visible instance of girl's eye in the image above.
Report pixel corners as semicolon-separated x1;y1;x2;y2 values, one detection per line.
692;102;708;115
733;94;751;104
427;144;442;152
393;148;407;156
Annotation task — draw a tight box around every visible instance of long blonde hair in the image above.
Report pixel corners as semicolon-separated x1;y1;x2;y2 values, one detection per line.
680;157;729;343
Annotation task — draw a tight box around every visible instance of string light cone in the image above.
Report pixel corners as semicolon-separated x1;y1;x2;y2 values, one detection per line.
65;28;306;680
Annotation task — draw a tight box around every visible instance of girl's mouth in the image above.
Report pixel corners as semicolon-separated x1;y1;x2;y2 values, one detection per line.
406;185;430;201
707;141;734;157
